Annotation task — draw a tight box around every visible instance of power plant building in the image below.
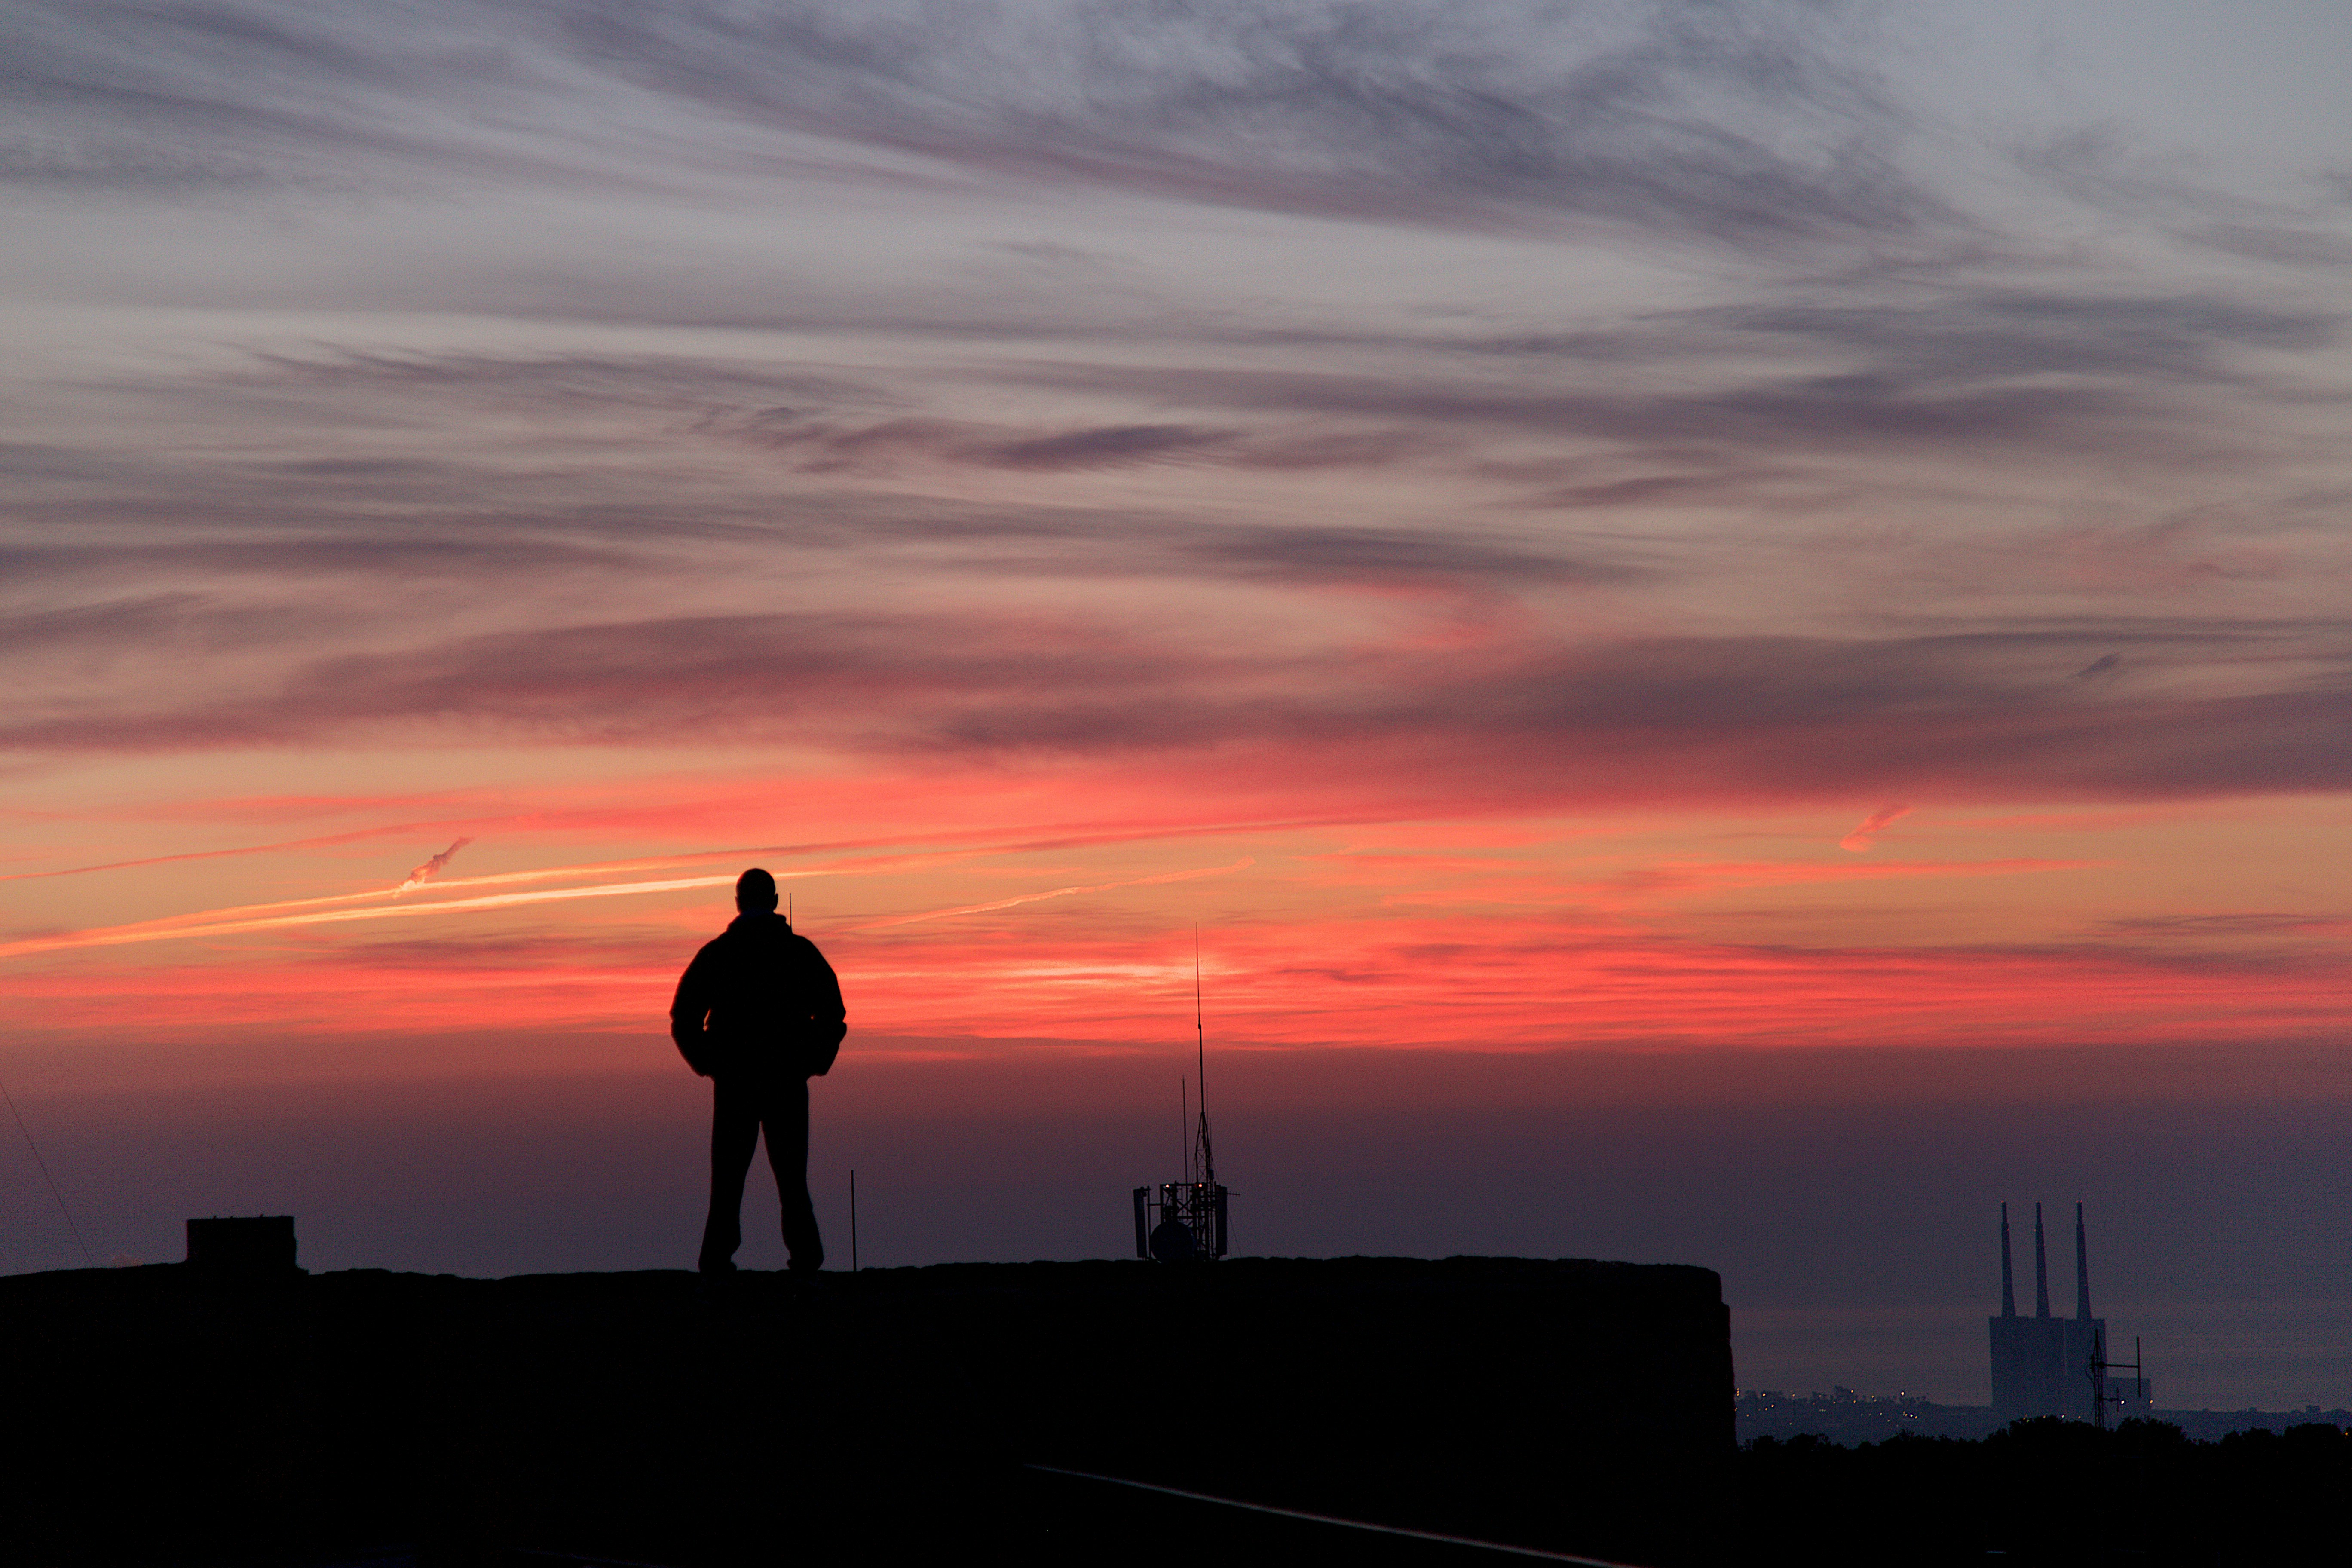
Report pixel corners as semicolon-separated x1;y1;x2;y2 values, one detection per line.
1989;1202;2145;1421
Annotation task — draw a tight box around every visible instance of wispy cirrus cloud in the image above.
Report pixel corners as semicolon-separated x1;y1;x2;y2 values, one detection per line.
563;0;1955;245
10;0;1957;251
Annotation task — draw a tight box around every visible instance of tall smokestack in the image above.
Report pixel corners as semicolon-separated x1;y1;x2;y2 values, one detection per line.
2075;1201;2093;1320
2034;1202;2051;1318
2000;1202;2017;1317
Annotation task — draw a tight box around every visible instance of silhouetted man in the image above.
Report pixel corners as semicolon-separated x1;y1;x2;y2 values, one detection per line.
670;868;847;1274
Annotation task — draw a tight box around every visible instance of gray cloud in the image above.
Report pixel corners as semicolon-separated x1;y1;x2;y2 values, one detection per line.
6;311;2335;653
0;528;649;585
1189;525;1628;584
980;424;1220;472
976;288;2339;501
2013;126;2352;276
1526;470;1779;508
7;609;2350;808
9;0;1958;251
239;349;886;412
0;1;573;197
0;593;208;653
1694;292;2336;384
562;0;1952;245
2180;224;2352;270
733;410;1464;478
1015;359;2150;463
0;591;340;661
730;413;1231;474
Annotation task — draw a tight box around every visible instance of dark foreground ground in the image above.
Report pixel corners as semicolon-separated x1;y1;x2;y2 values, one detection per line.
1739;1420;2350;1567
10;1259;2339;1567
1;1256;1731;1567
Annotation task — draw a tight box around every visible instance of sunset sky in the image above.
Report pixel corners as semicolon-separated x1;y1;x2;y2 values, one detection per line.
5;1;2349;1406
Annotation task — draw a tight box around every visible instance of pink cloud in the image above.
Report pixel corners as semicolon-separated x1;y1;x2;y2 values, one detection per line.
1839;805;1912;852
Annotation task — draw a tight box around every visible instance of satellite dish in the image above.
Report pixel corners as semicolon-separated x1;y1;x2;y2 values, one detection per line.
1148;1217;1197;1263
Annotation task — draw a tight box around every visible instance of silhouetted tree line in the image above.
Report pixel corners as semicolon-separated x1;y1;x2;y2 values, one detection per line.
1736;1417;2348;1567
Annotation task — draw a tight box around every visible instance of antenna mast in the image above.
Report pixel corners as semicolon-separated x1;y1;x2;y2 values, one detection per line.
1193;925;1214;1187
1131;924;1233;1263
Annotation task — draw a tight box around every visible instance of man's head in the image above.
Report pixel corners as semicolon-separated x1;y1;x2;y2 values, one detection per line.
735;867;779;915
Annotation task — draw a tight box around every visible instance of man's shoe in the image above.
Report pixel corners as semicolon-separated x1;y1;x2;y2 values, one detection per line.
698;1258;738;1276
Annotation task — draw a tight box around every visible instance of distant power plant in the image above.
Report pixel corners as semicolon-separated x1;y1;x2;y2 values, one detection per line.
1989;1202;2150;1424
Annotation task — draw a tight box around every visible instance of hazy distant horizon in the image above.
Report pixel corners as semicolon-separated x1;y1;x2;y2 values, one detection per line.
7;1034;2343;1410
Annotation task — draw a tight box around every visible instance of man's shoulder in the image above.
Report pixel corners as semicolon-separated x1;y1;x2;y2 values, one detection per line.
704;916;811;954
685;929;736;967
784;929;834;964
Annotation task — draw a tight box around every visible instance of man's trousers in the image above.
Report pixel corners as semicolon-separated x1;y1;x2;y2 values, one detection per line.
700;1071;823;1271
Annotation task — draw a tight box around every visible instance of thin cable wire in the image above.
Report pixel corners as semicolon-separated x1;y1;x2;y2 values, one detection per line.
1024;1466;1649;1565
0;1073;95;1268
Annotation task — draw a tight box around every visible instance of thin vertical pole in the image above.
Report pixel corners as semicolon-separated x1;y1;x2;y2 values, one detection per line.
1193;925;1214;1189
1180;1078;1188;1182
849;1168;858;1272
1194;925;1206;1124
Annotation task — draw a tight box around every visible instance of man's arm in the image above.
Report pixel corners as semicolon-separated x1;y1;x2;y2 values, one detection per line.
801;940;848;1075
669;946;717;1076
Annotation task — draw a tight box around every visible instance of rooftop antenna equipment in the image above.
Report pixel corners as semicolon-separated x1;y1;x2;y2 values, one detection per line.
1132;926;1230;1262
2089;1333;2147;1431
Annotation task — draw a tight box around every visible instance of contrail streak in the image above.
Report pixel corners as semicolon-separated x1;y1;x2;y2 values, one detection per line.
0;856;1256;960
0;806;1371;886
0;848;955;964
854;859;1254;931
0;816;1281;962
0;821;472;882
0;874;742;961
398;836;473;891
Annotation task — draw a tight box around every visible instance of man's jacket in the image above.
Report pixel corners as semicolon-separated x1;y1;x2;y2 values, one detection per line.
669;913;848;1080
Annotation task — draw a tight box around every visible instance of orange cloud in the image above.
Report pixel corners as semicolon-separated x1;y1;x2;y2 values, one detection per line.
1839;805;1912;852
